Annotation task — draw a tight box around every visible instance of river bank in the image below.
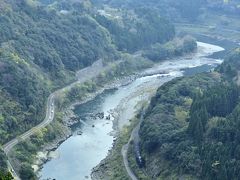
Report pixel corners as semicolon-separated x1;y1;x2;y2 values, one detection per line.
32;75;137;173
90;42;225;180
36;42;224;180
31;47;190;176
32;58;153;175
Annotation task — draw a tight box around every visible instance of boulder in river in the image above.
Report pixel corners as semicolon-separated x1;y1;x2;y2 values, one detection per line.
77;131;83;135
96;112;104;119
106;114;111;120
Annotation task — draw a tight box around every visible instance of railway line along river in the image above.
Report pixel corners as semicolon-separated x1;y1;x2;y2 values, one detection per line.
39;42;224;180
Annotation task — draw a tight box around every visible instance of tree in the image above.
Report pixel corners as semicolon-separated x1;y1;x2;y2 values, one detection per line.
188;111;204;142
0;171;13;180
19;164;36;180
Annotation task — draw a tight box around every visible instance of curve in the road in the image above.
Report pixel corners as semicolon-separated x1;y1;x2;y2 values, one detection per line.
2;59;109;179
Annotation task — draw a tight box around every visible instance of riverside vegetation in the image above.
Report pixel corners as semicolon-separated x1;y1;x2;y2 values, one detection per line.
88;1;240;179
0;0;199;179
1;1;238;180
9;36;197;180
133;49;240;179
96;48;240;180
96;0;240;44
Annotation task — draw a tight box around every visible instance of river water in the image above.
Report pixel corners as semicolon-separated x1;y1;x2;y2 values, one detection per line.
39;42;224;180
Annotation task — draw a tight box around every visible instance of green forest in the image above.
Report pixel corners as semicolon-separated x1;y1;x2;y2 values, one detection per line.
0;0;181;178
94;0;240;21
139;49;240;179
1;0;239;179
143;36;197;61
0;0;176;145
95;10;175;52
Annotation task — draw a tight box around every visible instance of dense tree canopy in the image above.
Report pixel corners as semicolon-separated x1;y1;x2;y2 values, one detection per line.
94;9;175;52
94;0;240;22
139;49;240;179
0;0;180;177
143;36;197;61
0;0;177;146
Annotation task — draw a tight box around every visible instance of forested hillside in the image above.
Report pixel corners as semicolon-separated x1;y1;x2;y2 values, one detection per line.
0;0;115;146
94;9;175;52
138;49;240;179
0;0;178;177
89;0;240;179
0;0;176;145
94;0;240;22
92;0;205;21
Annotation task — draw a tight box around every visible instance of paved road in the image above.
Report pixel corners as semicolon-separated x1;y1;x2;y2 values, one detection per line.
3;59;109;179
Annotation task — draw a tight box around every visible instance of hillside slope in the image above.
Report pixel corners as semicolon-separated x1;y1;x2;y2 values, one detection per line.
0;0;116;146
138;49;240;179
0;0;177;178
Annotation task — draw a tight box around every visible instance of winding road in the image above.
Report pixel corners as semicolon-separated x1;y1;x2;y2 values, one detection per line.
3;59;110;180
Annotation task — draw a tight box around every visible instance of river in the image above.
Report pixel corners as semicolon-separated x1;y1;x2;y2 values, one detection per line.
39;42;224;180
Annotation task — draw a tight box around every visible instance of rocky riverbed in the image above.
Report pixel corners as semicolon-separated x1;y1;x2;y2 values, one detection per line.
32;75;138;174
36;42;224;180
